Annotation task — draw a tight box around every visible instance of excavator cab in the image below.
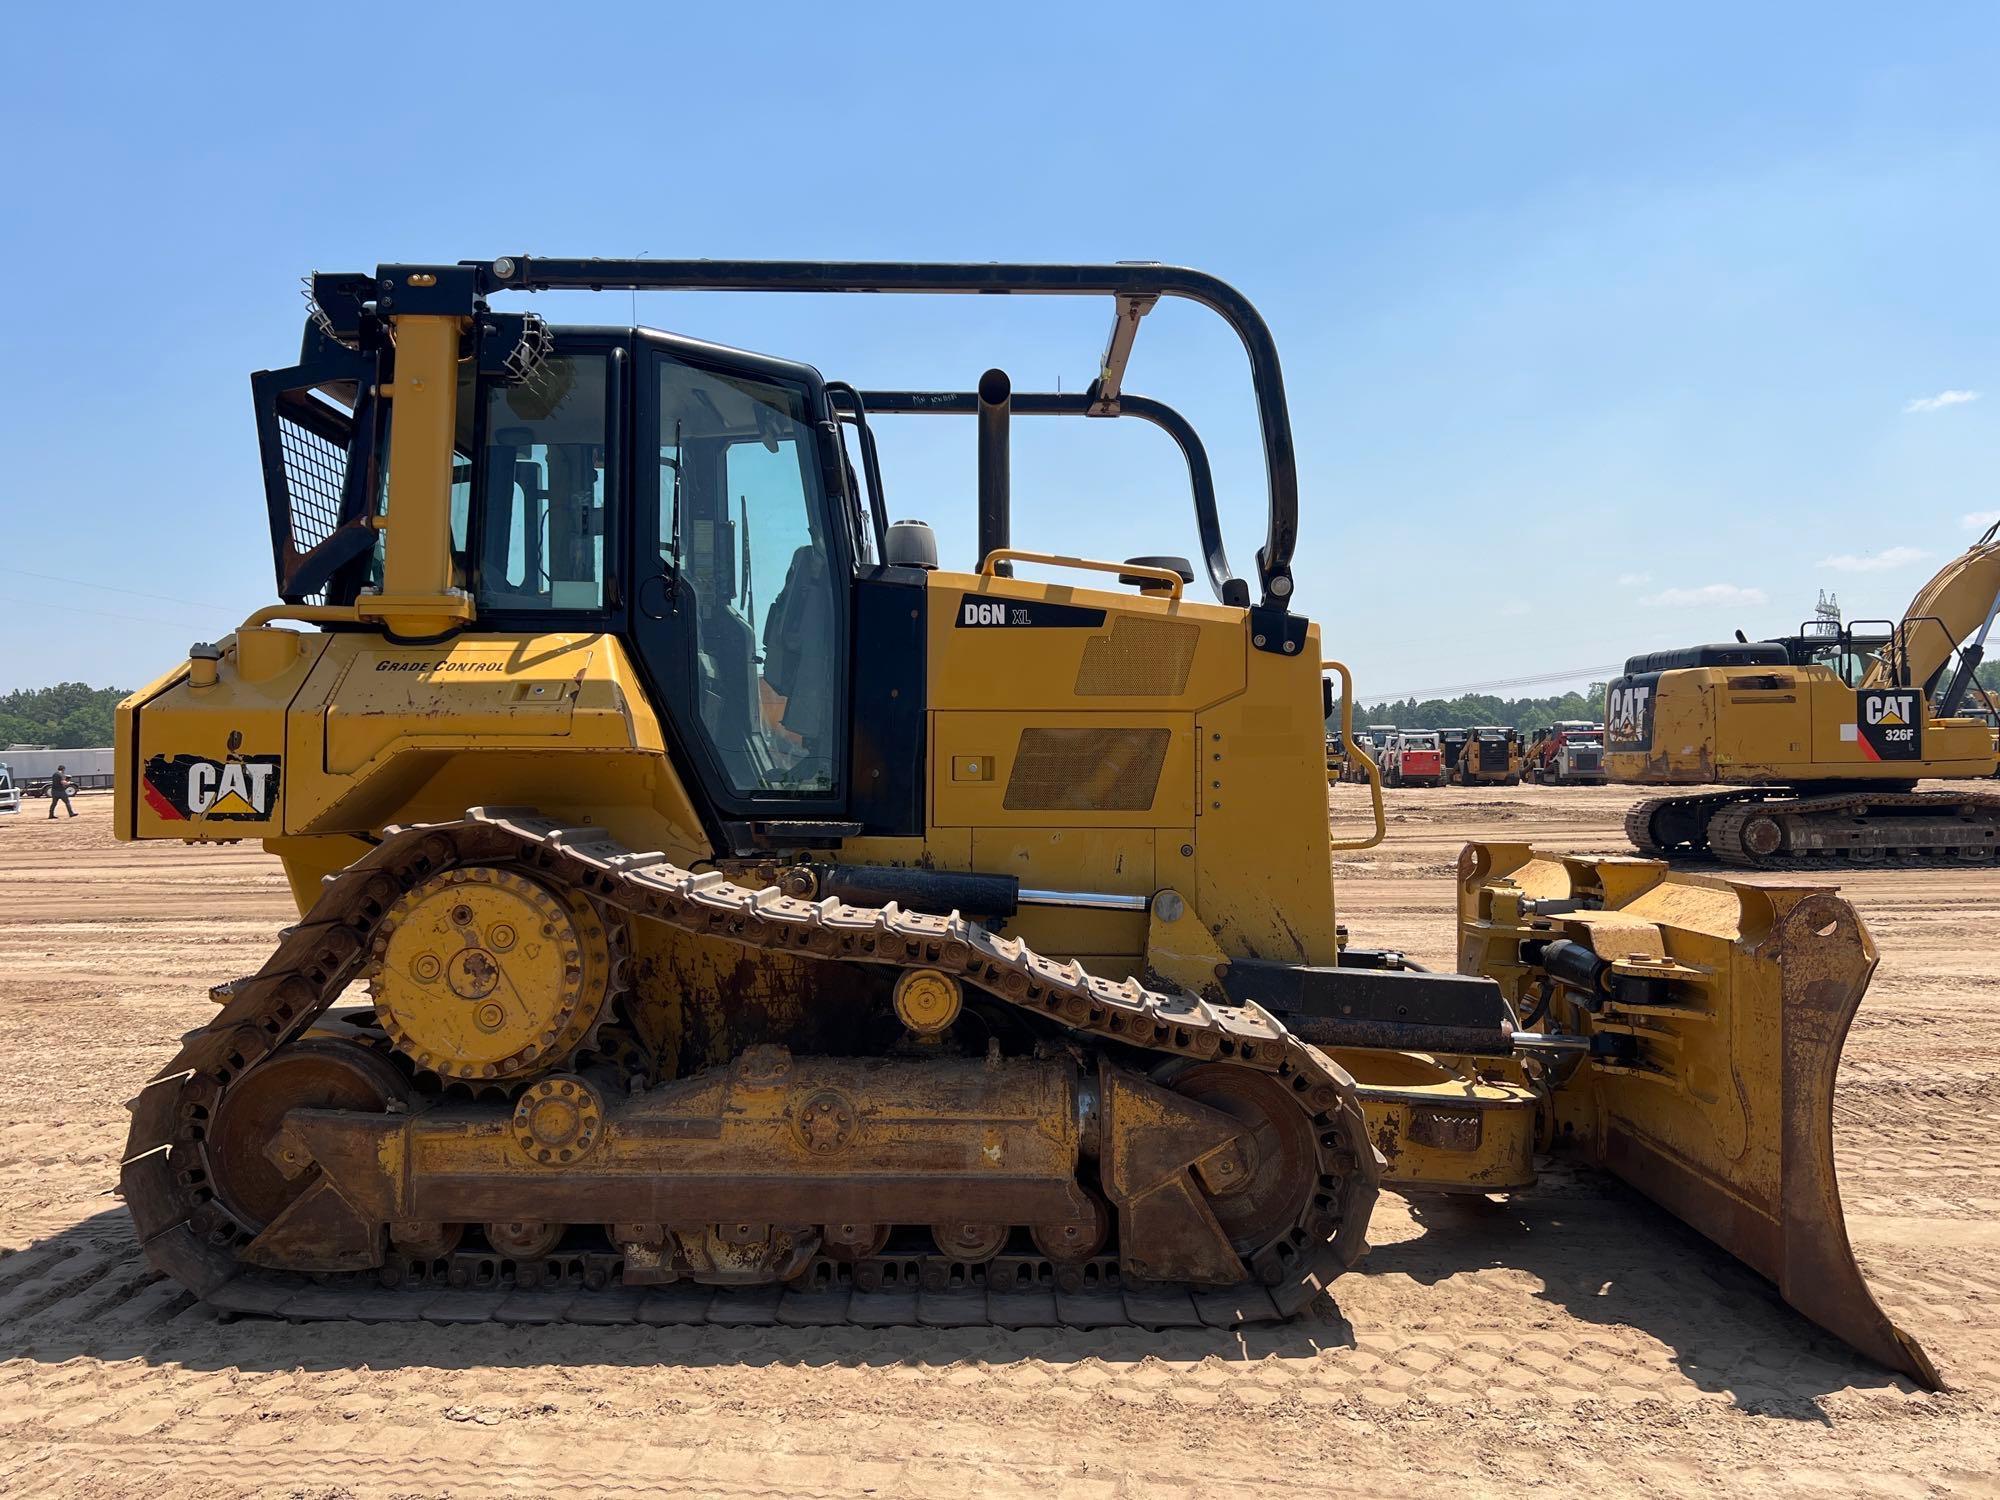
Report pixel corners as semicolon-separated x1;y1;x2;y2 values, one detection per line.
111;258;1934;1386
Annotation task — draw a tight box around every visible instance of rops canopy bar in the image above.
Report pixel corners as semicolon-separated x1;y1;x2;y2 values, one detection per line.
469;257;1300;609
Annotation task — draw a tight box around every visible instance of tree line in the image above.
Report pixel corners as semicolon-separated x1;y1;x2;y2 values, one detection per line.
0;683;129;749
1335;685;1611;737
1337;662;2000;736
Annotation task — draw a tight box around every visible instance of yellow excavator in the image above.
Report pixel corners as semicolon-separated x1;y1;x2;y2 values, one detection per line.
114;258;1932;1386
1615;524;2000;865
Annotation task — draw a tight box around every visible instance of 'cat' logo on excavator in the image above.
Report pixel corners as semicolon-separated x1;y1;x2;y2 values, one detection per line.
1863;692;1915;726
1605;676;1656;751
1855;690;1922;761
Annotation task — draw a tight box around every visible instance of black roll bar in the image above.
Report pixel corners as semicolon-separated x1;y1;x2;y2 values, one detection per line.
466;257;1299;609
843;389;1248;608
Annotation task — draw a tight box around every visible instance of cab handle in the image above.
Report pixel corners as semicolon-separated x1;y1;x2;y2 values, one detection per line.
1323;659;1386;852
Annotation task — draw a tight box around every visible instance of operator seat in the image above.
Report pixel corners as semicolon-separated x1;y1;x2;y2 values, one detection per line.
761;544;835;785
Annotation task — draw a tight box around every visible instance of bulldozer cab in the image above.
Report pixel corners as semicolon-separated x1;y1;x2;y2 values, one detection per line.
259;321;863;832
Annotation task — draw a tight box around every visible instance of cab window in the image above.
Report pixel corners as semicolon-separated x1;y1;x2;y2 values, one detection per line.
655;353;838;796
476;356;610;611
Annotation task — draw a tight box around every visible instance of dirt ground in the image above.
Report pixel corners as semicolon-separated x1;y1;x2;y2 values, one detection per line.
1;787;1997;1498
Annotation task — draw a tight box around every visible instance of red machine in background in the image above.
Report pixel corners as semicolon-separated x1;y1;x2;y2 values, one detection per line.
1383;730;1446;787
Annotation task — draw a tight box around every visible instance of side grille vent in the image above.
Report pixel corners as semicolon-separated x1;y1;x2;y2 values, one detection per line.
1003;728;1170;812
1074;618;1200;697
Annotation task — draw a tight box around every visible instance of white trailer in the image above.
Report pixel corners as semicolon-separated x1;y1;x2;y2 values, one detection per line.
0;747;116;797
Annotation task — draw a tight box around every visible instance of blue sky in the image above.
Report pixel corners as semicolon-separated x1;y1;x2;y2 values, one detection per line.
3;4;1995;699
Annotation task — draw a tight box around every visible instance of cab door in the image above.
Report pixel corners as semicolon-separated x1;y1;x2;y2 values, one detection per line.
627;333;855;846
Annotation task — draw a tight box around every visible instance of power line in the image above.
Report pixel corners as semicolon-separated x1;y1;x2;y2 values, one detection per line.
0;565;223;612
0;593;220;632
1360;663;1622;703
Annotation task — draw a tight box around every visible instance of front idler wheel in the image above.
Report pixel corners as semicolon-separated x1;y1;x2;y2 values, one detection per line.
207;1038;414;1234
1157;1062;1317;1258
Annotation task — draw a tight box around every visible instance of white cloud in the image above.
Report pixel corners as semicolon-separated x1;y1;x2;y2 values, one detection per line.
1966;509;2000;530
1817;546;1929;573
1616;571;1652;587
1904;389;1980;414
1641;583;1768;608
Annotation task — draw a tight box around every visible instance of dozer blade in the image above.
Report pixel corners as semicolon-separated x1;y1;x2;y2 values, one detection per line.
1460;843;1941;1389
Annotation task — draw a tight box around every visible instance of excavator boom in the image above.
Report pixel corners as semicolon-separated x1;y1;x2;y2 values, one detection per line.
1872;518;2000;699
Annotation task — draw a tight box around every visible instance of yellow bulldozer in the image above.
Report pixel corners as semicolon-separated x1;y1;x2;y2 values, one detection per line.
114;258;1931;1385
1614;524;2000;865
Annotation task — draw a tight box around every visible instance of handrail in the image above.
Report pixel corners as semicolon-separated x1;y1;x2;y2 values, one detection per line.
469;257;1298;608
239;603;365;630
844;388;1248;608
977;550;1185;599
1324;659;1386;852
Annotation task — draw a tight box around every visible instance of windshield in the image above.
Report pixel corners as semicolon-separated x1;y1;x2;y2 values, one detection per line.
654;352;838;796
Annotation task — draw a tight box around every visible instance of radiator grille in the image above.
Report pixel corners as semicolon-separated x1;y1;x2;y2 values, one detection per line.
1074;617;1199;697
1003;728;1170;812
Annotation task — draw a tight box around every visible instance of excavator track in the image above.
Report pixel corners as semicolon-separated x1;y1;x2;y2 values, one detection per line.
1705;788;2000;868
1623;790;1760;856
121;808;1380;1329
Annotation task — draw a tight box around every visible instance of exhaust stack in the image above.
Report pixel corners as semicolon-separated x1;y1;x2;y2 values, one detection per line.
977;367;1011;576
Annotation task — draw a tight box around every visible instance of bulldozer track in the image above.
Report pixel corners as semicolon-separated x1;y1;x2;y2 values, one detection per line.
119;808;1380;1330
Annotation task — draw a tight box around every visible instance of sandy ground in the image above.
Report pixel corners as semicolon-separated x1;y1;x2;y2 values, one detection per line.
1;788;1997;1497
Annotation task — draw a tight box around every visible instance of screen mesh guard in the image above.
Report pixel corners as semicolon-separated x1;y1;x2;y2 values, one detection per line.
250;332;378;604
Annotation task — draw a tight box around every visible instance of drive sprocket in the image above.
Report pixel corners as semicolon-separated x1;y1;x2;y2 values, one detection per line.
367;864;613;1085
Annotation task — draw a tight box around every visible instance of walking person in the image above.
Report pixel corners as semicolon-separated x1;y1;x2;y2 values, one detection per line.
47;765;76;819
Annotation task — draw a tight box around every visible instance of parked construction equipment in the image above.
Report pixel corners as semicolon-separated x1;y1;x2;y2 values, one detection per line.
1341;723;1396;783
1523;721;1606;785
1438;727;1469;780
110;256;1930;1386
1616;523;2000;865
1457;725;1522;786
1383;730;1445;787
